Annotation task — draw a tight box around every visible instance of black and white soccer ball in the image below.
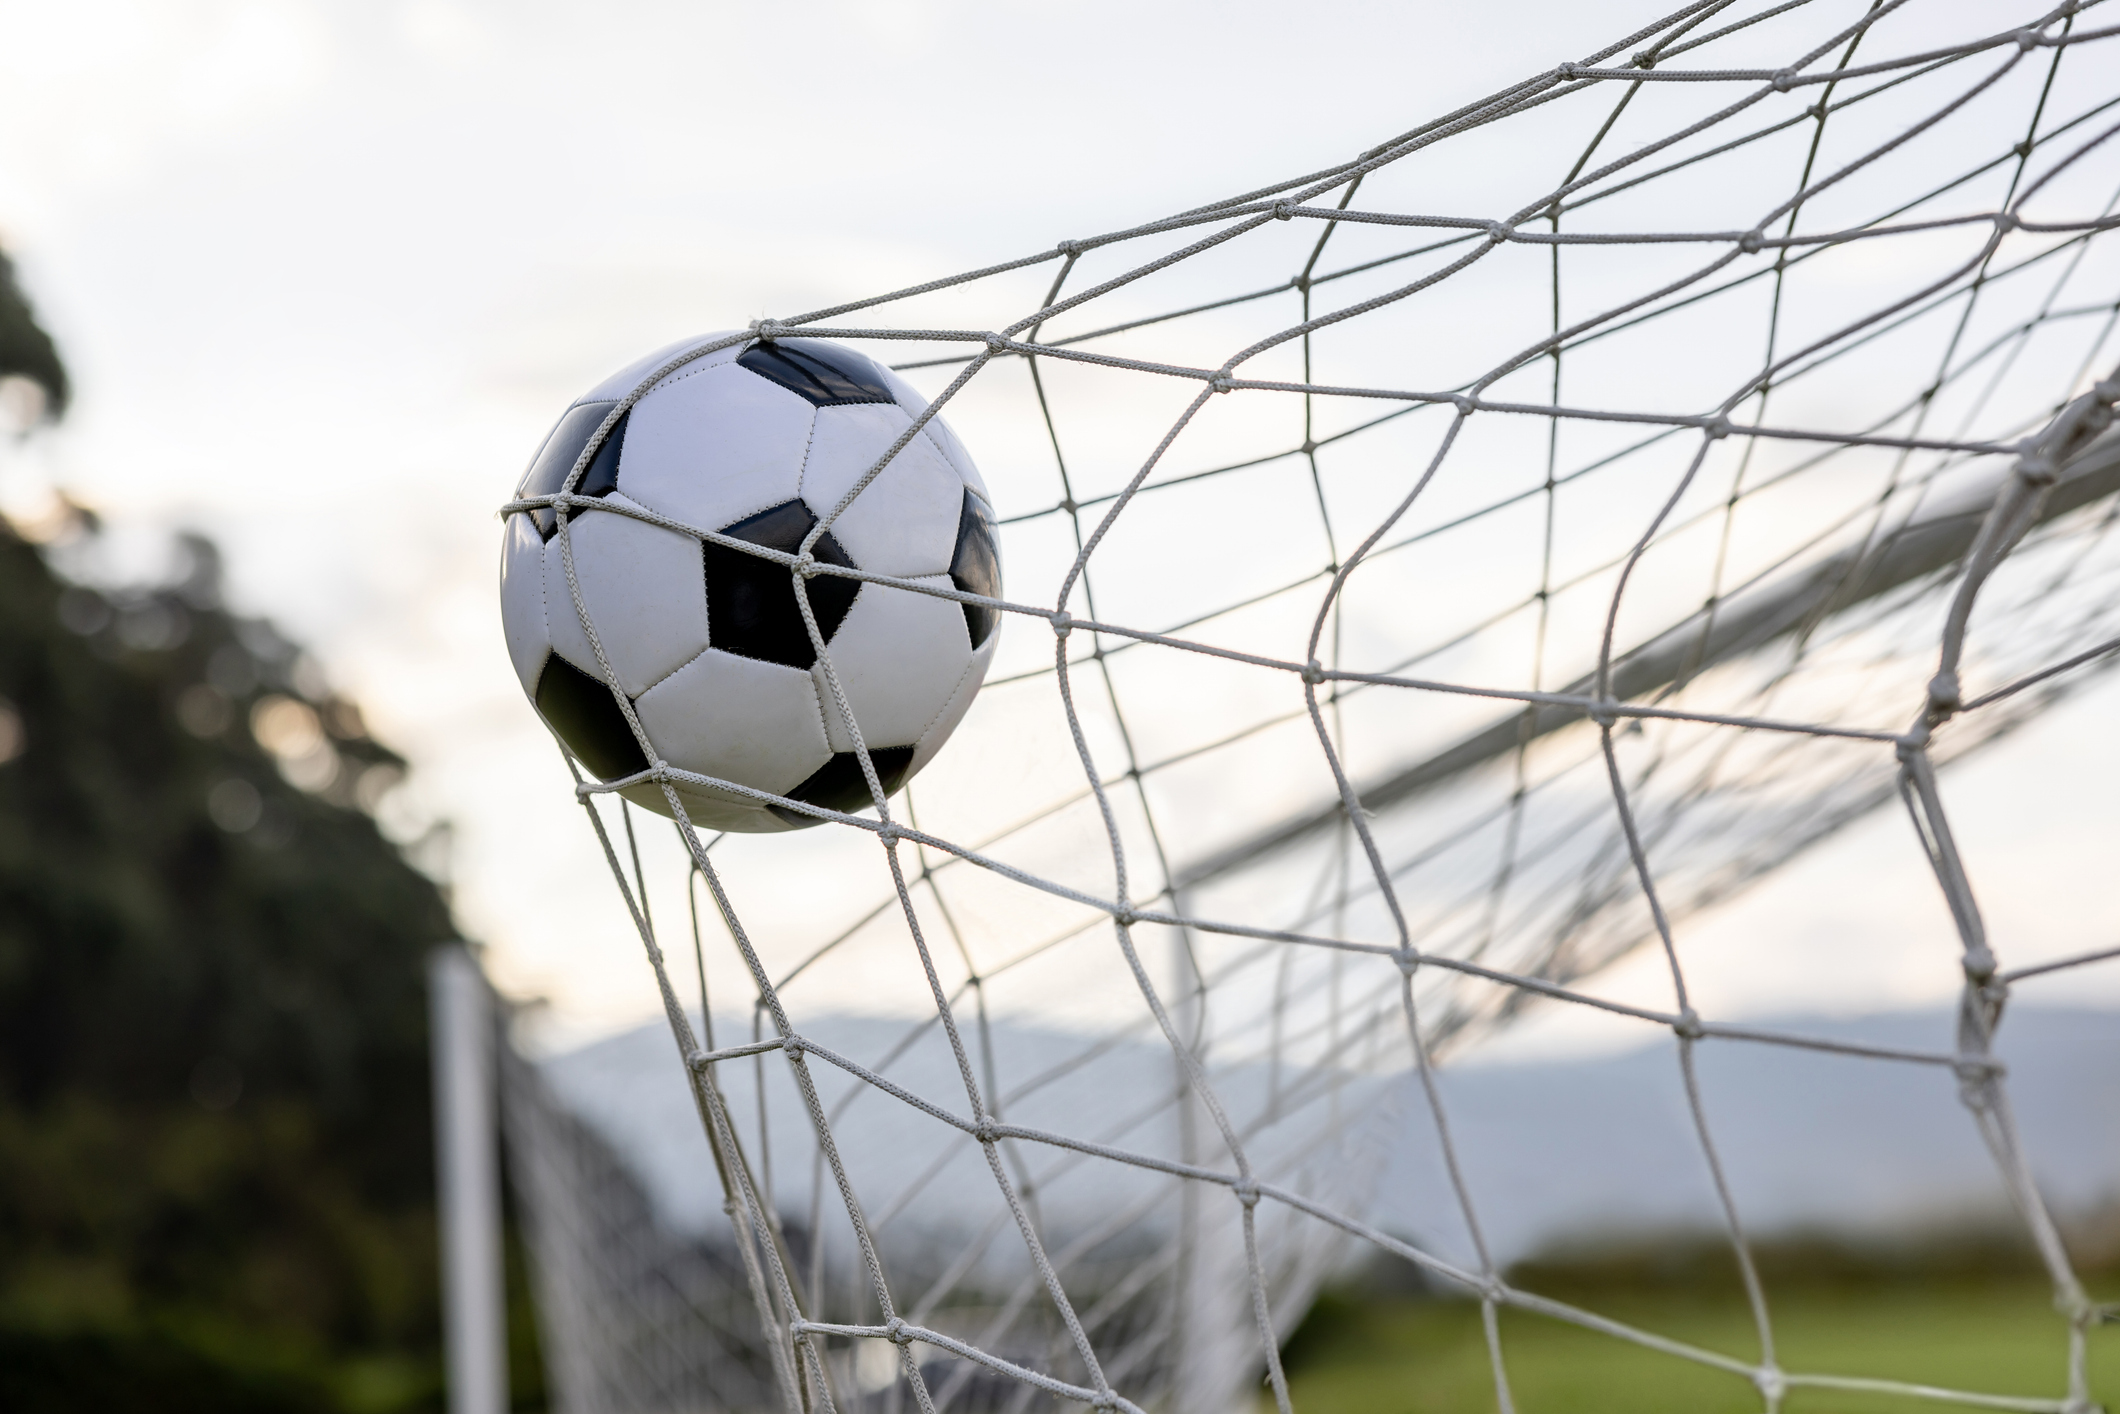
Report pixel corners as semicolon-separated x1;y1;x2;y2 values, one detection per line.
499;333;1002;831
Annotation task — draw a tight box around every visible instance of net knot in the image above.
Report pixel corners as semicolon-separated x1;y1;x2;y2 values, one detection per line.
973;1120;1001;1145
1703;415;1733;439
884;1317;911;1345
1754;1367;1788;1401
1628;51;1656;71
795;552;820;578
1556;62;1580;81
1992;209;2021;233
1210;375;1235;394
1301;659;1326;686
789;1319;813;1341
1963;944;1999;986
1050;610;1073;638
1233;1179;1262;1208
1056;239;1083;258
1737;230;1765;255
751;318;786;341
2015;452;2059;487
2061;1292;2104;1327
1487;221;1515;242
2016;26;2040;53
781;1034;805;1060
1673;1008;1706;1041
1272;201;1297;221
983;332;1011;354
1770;68;1798;92
1926;670;1962;717
1113;906;1138;928
1953;1054;2004;1085
1449;393;1476;415
1394;947;1422;975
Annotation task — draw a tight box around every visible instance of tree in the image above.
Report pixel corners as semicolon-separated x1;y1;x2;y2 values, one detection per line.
0;249;530;1412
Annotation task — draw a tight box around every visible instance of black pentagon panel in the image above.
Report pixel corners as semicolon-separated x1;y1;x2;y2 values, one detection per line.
769;747;917;827
705;500;860;669
518;402;632;540
737;340;894;407
534;653;649;782
949;487;1002;649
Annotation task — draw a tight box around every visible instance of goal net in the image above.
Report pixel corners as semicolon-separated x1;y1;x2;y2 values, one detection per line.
502;4;2120;1412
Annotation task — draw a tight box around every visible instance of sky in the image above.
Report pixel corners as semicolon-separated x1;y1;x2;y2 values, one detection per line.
2;0;2117;1058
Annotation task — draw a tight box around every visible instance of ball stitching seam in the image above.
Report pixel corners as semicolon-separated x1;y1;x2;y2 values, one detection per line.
913;643;984;756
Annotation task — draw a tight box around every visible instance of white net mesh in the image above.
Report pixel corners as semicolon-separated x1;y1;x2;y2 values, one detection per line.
502;4;2120;1411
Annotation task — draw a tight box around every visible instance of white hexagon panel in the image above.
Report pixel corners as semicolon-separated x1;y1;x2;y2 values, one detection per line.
616;363;816;535
800;401;964;579
499;331;1003;830
632;649;832;831
813;575;976;754
540;501;709;699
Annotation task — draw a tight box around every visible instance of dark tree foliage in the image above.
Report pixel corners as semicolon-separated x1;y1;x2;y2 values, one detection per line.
0;251;67;415
0;264;533;1410
0;519;459;1410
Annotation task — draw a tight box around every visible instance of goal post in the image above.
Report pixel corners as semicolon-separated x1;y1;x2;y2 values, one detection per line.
428;945;508;1414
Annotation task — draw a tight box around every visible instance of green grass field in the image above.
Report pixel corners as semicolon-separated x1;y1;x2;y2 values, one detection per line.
1277;1277;2119;1414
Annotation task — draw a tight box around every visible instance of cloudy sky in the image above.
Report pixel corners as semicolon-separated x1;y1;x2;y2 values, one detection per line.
3;0;2116;1057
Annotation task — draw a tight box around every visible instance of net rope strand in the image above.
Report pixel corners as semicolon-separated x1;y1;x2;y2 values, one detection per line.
507;4;2120;1413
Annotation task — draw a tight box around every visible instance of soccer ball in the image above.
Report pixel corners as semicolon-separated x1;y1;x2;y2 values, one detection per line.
498;333;1002;832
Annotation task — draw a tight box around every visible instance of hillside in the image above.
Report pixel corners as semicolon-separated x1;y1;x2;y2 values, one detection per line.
544;1005;2120;1266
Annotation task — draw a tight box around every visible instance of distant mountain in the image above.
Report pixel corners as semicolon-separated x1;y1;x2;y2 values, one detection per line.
1374;1006;2120;1266
541;1010;1387;1263
539;1005;2120;1273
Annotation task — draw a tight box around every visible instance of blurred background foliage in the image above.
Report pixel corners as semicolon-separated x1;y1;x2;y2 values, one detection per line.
0;254;542;1411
